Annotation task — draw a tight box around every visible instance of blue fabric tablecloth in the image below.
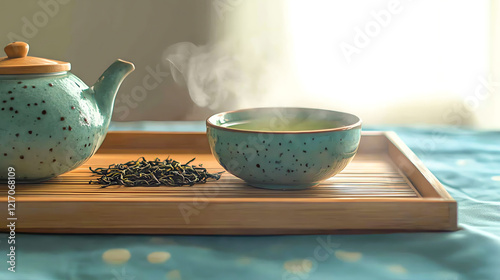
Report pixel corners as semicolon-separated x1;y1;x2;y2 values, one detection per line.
1;123;499;280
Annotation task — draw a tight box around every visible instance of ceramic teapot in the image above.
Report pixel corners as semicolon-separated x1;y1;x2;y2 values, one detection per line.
0;42;134;182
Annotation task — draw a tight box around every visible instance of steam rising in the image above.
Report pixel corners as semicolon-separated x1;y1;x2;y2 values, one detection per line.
162;0;304;112
163;42;241;110
162;40;300;111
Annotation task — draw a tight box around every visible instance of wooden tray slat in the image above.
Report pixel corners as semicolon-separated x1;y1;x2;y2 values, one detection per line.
0;131;457;234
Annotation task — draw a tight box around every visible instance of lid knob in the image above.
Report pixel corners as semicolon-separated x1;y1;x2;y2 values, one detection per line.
5;42;29;59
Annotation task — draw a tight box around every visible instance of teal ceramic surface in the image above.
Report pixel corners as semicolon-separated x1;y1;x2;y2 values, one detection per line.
206;108;362;190
0;43;134;182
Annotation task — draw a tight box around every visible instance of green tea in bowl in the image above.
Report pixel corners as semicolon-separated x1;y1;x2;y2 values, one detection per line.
206;107;362;190
224;119;343;131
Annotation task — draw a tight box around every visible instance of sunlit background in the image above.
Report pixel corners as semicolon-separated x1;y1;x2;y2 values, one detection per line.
1;0;498;128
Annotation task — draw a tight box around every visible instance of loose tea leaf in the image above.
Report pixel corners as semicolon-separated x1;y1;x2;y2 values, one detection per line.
89;157;223;188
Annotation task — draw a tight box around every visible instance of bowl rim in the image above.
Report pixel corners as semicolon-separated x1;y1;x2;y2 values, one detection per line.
206;107;362;134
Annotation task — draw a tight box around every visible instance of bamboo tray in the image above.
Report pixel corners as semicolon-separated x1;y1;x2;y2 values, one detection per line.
0;131;457;234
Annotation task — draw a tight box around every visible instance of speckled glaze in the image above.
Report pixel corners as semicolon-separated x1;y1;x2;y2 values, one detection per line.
207;108;362;190
0;60;134;182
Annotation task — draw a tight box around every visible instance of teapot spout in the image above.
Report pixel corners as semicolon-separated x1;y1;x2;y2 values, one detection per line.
92;59;135;119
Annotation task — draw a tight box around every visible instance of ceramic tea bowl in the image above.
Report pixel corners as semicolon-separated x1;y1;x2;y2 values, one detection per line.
206;107;362;190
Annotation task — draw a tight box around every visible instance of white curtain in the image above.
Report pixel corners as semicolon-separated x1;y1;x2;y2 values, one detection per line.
284;0;493;127
169;0;496;127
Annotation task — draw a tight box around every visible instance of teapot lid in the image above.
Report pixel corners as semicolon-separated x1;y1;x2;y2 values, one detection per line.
0;42;70;74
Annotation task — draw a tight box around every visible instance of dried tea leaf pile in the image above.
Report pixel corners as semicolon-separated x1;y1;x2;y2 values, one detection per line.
89;157;223;188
